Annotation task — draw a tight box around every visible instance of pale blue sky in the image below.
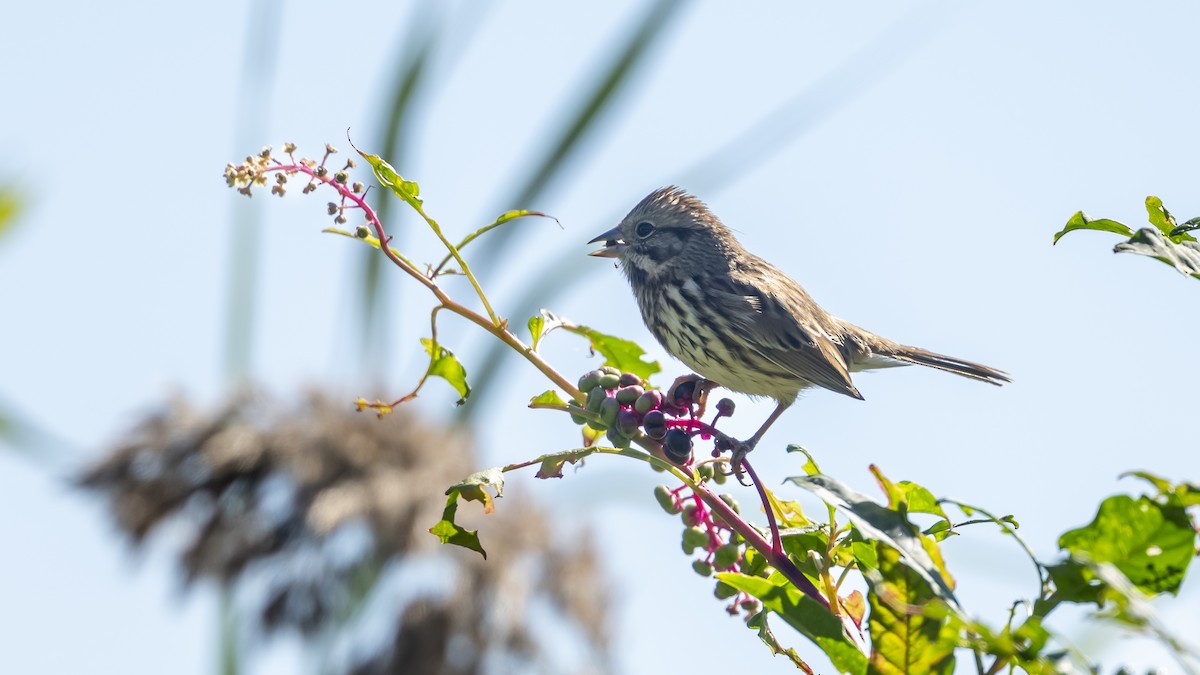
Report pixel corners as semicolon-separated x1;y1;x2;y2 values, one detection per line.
2;2;1198;673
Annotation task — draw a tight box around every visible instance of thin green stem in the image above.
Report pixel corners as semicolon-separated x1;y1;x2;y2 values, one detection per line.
408;199;501;327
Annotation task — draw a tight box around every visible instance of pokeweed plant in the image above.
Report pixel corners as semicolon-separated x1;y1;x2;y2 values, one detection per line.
226;143;1199;674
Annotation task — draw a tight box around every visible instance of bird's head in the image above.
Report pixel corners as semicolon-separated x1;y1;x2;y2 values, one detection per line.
589;187;735;280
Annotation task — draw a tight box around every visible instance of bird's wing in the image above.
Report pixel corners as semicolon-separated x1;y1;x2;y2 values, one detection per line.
706;276;862;400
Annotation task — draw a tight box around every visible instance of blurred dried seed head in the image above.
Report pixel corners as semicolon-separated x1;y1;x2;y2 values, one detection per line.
80;391;610;674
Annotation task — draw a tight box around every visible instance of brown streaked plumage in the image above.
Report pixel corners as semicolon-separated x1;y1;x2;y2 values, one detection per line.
589;186;1009;460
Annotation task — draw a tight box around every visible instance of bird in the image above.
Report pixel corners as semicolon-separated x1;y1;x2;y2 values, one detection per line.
588;186;1009;466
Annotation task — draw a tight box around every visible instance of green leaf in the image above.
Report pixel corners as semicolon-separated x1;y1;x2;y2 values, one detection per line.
534;447;595;479
563;324;661;380
866;545;956;675
1058;494;1195;595
355;147;423;207
1113;227;1200;279
420;338;471;404
445;467;505;514
528;314;546;351
747;611;815;673
429;492;487;558
786;474;959;608
434;211;561;276
786;445;822;475
1052;211;1134;244
528;389;567;409
1144;196;1177;237
719;572;868;675
1169;215;1200;239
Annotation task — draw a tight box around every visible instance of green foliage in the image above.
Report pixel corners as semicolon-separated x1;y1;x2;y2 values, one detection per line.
866;545;957;675
420;338;471;404
236;145;1200;673
1055;196;1200;279
720;572;869;675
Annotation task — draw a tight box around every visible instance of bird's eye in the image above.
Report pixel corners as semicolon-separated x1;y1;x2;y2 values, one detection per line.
635;221;655;239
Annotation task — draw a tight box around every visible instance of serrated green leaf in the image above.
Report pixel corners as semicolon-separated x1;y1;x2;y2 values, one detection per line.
1053;211;1134;244
1058;494;1194;595
534;447;594;479
786;474;959;608
420;338;471;404
719;573;868;675
528;389;567;409
445;467;504;515
429;492;486;558
563;324;660;380
867;545;956;675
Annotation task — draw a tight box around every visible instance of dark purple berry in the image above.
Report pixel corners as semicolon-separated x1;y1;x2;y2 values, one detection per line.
616;409;641;438
663;428;693;464
669;379;697;407
618;372;641;387
641;410;668;440
715;398;735;417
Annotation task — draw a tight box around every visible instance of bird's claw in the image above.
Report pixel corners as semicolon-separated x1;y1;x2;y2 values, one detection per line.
730;440;755;487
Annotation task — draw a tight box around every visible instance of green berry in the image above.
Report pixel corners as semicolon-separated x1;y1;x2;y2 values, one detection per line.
692;560;713;577
577;370;603;393
681;502;701;527
567;401;587;426
719;493;740;514
605;426;631;448
599;396;621;428
614;385;644;406
714;543;740;570
682;526;709;551
653;485;680;514
585;386;606;413
598;373;621;390
713;581;738;600
634;390;663;415
696;463;714;481
600;366;621;376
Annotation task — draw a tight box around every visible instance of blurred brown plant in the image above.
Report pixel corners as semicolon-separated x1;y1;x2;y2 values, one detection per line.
80;391;609;674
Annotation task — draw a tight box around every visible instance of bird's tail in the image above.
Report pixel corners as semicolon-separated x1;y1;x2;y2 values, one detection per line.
883;344;1011;386
841;322;1011;386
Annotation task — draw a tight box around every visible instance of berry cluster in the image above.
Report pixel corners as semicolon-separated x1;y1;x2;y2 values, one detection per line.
569;368;738;466
654;483;761;617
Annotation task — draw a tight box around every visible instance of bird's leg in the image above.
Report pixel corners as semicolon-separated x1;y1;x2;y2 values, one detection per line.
730;401;791;484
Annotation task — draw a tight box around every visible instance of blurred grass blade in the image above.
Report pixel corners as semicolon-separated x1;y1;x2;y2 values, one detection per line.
359;8;444;363
476;0;688;276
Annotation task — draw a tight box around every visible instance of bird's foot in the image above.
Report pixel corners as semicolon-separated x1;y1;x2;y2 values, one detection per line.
729;439;756;487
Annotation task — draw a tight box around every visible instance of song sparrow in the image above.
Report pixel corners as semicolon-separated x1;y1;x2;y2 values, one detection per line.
589;186;1008;465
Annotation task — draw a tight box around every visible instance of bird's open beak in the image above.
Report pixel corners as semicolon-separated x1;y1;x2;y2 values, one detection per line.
588;226;626;258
